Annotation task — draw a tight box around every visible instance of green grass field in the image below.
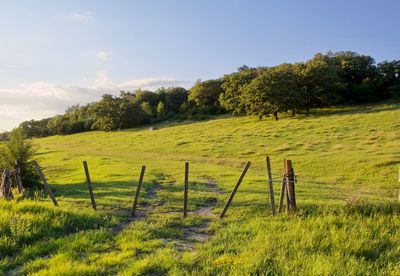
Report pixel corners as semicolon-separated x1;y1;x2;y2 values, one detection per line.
1;103;400;275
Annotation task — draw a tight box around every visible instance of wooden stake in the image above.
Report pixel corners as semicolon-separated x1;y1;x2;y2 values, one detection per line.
14;160;23;194
1;169;13;199
398;165;400;202
278;174;285;213
183;162;189;218
83;161;96;210
132;165;146;216
33;161;58;206
284;160;295;212
290;167;297;209
266;156;276;216
285;181;291;213
220;161;251;218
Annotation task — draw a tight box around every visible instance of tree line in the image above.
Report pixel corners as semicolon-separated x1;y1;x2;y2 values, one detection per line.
2;51;399;140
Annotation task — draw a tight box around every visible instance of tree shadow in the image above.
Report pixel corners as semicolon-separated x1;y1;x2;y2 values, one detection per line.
306;103;400;118
51;180;157;203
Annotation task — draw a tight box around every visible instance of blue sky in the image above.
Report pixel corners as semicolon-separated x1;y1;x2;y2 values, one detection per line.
0;0;399;130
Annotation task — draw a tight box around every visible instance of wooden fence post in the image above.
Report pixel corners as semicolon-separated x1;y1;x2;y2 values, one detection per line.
278;174;285;213
33;161;58;206
183;162;189;218
284;160;290;213
1;169;13;199
132;165;146;216
284;160;296;212
83;161;96;210
219;161;251;219
290;167;297;209
398;165;400;202
266;156;276;216
14;160;23;194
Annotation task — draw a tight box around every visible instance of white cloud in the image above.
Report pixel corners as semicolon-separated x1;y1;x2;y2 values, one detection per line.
64;12;93;22
0;74;191;131
0;82;102;130
93;71;190;91
96;51;110;62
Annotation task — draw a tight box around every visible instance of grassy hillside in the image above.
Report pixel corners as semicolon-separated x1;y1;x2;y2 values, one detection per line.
1;103;400;275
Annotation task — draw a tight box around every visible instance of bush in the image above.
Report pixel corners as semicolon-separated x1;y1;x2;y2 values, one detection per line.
0;129;42;190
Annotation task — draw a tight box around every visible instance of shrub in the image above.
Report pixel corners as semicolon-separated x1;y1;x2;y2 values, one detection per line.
0;129;42;190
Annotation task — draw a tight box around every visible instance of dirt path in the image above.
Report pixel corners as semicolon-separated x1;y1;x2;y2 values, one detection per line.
111;181;163;235
172;176;222;251
111;175;222;251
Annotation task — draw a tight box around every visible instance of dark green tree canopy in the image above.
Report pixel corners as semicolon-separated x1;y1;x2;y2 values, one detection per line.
189;79;224;110
220;66;258;114
9;51;399;138
243;65;302;120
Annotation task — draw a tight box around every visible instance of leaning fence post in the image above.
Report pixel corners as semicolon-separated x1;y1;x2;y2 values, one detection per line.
266;156;276;216
33;161;58;206
183;162;189;218
220;161;251;219
83;161;96;210
132;165;146;216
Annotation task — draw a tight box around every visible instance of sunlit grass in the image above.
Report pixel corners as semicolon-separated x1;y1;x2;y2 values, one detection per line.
1;103;400;274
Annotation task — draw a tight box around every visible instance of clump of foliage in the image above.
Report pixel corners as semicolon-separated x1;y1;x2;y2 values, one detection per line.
0;129;41;190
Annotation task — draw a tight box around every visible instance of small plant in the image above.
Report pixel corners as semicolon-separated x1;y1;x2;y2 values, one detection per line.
0;129;42;191
9;213;32;242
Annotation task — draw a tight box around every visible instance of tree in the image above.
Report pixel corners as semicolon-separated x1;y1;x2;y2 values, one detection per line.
297;53;343;114
156;102;167;119
220;66;258;114
141;102;153;117
331;51;378;103
135;90;159;107
376;60;400;99
189;79;224;113
242;65;302;120
164;87;188;114
47;115;70;135
90;94;124;131
0;129;41;190
19;118;51;138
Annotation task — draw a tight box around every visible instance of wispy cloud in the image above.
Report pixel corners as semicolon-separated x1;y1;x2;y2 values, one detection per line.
0;74;191;130
0;82;100;131
64;11;93;22
96;51;110;61
93;71;190;91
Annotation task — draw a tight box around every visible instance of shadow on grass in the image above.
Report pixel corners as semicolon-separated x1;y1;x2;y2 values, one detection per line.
308;102;400;118
51;180;158;203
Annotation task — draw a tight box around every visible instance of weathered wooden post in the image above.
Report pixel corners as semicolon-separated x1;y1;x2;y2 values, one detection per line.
83;161;96;210
290;167;297;209
1;169;13;199
220;161;251;219
183;162;189;218
283;159;296;212
132;165;146;216
398;165;400;202
285;160;292;213
278;174;285;213
14;160;23;194
33;161;58;206
266;156;276;216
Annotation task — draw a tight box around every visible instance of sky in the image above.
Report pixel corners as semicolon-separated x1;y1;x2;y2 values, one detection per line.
0;0;399;131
